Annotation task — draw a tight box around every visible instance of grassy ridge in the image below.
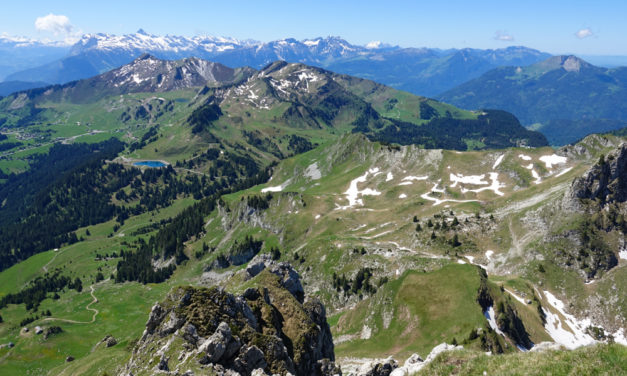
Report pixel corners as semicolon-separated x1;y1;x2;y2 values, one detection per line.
418;344;627;375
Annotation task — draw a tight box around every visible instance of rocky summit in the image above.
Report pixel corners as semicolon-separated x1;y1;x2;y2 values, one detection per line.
122;263;339;376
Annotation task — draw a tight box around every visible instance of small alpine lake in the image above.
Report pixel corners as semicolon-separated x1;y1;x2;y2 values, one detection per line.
133;160;167;168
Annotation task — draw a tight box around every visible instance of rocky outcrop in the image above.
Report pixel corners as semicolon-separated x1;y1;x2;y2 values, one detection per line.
123;264;338;376
245;254;305;303
351;344;462;376
567;143;627;209
101;335;118;347
558;143;626;279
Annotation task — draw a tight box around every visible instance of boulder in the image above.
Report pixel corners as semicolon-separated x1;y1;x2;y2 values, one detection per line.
101;335;118;347
390;353;424;376
198;321;242;364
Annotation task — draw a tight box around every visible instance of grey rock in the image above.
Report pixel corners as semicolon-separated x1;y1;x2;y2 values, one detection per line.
104;335;118;347
233;345;267;375
251;368;267;376
160;311;185;336
363;357;399;376
182;323;199;345
268;262;304;303
198;321;242;365
144;303;166;336
317;358;342;375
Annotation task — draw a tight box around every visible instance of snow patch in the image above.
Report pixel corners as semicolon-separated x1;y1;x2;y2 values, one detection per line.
539;154;567;169
386;172;394;182
619;248;627;260
459;173;505;196
398;181;414;186
402;175;428;182
261;178;291;193
492;154;505;169
457;259;466;264
484;306;505;336
336;168;382;210
420;193;476;206
519;154;532;161
399;193;407;199
450;173;489;187
485;250;494;260
315;214;321;220
505;289;527;305
542;290;596;349
555;167;573;177
531;169;541;184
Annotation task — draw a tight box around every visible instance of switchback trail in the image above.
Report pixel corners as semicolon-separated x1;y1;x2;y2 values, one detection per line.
42;283;102;324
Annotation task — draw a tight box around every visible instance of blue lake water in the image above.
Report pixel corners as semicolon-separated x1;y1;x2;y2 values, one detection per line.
133;161;167;167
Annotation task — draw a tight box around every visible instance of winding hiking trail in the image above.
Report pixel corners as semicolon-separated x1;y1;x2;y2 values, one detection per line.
42;283;102;324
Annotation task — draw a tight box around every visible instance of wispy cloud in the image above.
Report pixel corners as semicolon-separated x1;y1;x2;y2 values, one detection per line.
575;28;594;39
494;30;514;42
35;13;81;44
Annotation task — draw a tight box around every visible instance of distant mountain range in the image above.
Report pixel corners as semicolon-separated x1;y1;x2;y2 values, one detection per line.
0;35;69;81
439;55;627;145
2;31;550;97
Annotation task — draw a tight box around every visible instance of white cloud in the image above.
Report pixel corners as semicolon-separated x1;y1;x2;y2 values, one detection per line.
494;30;514;42
34;13;82;44
575;28;594;39
35;13;73;35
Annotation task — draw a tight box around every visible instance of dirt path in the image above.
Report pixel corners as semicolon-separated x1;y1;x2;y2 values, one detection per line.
41;283;102;324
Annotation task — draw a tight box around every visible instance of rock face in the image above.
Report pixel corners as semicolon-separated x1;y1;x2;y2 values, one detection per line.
559;143;626;278
123;264;338;376
245;254;305;303
569;143;627;206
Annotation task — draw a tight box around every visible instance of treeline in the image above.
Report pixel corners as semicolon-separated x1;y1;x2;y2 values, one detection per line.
0;139;125;270
0;270;81;311
188;102;222;134
115;247;176;284
368;110;548;150
114;161;273;284
0;139;263;271
332;267;380;297
0;141;22;152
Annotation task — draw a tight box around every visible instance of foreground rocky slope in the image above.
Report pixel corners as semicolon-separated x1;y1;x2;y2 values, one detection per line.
122;262;339;376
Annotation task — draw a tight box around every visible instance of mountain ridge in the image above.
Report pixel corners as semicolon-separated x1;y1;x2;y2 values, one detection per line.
4;31;550;97
439;55;627;145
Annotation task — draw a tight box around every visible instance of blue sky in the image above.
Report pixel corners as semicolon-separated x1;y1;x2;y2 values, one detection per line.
2;0;626;55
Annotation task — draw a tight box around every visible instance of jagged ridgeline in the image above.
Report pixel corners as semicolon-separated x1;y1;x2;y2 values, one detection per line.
122;260;339;376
